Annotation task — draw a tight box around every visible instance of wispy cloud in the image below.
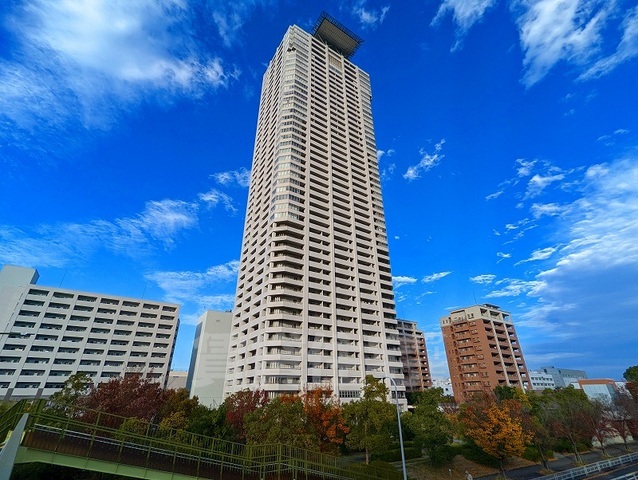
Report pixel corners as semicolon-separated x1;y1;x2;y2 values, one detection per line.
0;199;199;268
422;271;452;283
515;246;558;264
432;0;497;51
497;252;512;262
146;260;239;320
212;168;251;187
403;139;445;180
352;1;390;29
486;278;542;297
470;274;496;284
531;202;566;218
199;189;237;213
0;0;239;157
579;6;638;80
392;275;418;288
486;190;504;201
525;173;566;198
515;0;615;87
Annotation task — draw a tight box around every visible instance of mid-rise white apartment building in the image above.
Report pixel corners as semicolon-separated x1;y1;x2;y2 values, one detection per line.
0;265;179;400
225;14;404;403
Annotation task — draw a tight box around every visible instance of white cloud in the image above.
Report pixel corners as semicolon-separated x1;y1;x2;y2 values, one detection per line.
525;173;566;198
486;190;504;201
146;261;239;317
486;278;542;297
531;202;565;218
403;139;445;180
422;271;452;283
580;6;638;80
432;0;497;51
497;252;512;262
515;0;614;86
0;0;238;152
470;274;496;284
353;2;390;29
514;156;638;376
516;158;537;177
515;246;558;264
212;168;251;187
199;189;237;213
0;198;199;268
392;275;418;288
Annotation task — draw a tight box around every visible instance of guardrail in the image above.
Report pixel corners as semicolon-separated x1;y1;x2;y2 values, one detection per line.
538;452;638;480
1;399;393;480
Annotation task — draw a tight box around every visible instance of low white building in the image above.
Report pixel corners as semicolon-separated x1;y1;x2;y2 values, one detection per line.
0;265;179;401
529;370;557;390
187;310;233;407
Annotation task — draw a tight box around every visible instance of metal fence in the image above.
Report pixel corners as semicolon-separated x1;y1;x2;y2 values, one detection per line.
1;399;395;480
538;452;638;480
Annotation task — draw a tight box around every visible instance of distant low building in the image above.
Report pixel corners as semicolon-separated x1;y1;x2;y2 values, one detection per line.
573;378;619;402
529;370;557;390
0;265;179;401
541;366;588;388
187;310;233;407
431;378;454;397
167;370;188;390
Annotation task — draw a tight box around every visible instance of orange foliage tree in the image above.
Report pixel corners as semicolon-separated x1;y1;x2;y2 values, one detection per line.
302;386;349;454
459;393;532;474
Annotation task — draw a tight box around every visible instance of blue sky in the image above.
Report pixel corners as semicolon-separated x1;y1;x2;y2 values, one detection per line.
1;0;637;381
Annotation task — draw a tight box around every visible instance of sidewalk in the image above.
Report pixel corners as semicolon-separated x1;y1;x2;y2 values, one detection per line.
477;443;638;480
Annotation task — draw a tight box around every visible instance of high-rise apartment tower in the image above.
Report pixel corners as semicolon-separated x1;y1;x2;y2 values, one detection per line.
440;304;530;403
225;14;404;402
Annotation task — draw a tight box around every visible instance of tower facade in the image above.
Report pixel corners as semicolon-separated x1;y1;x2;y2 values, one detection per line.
440;304;530;403
397;319;432;393
225;14;404;402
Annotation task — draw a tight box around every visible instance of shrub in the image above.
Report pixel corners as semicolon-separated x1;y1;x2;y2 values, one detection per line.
372;446;422;462
348;460;403;480
456;442;500;468
428;444;457;466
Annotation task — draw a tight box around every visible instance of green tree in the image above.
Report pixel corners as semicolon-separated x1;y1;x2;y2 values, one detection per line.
404;388;453;465
623;365;638;382
244;395;318;449
343;376;396;464
47;372;93;417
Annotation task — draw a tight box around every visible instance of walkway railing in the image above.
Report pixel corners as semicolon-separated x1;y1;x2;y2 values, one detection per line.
0;400;391;480
538;452;638;480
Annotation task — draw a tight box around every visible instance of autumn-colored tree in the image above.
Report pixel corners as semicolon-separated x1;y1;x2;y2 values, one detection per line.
79;374;168;428
302;386;349;454
244;394;318;449
343;376;396;464
157;388;200;429
537;387;595;462
459;393;532;474
587;400;616;455
607;391;637;451
224;388;269;442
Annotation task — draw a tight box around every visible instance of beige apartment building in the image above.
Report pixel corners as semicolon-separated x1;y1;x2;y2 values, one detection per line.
397;319;432;393
225;14;405;403
440;304;530;403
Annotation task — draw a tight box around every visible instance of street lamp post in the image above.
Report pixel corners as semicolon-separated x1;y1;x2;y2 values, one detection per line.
382;376;408;480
